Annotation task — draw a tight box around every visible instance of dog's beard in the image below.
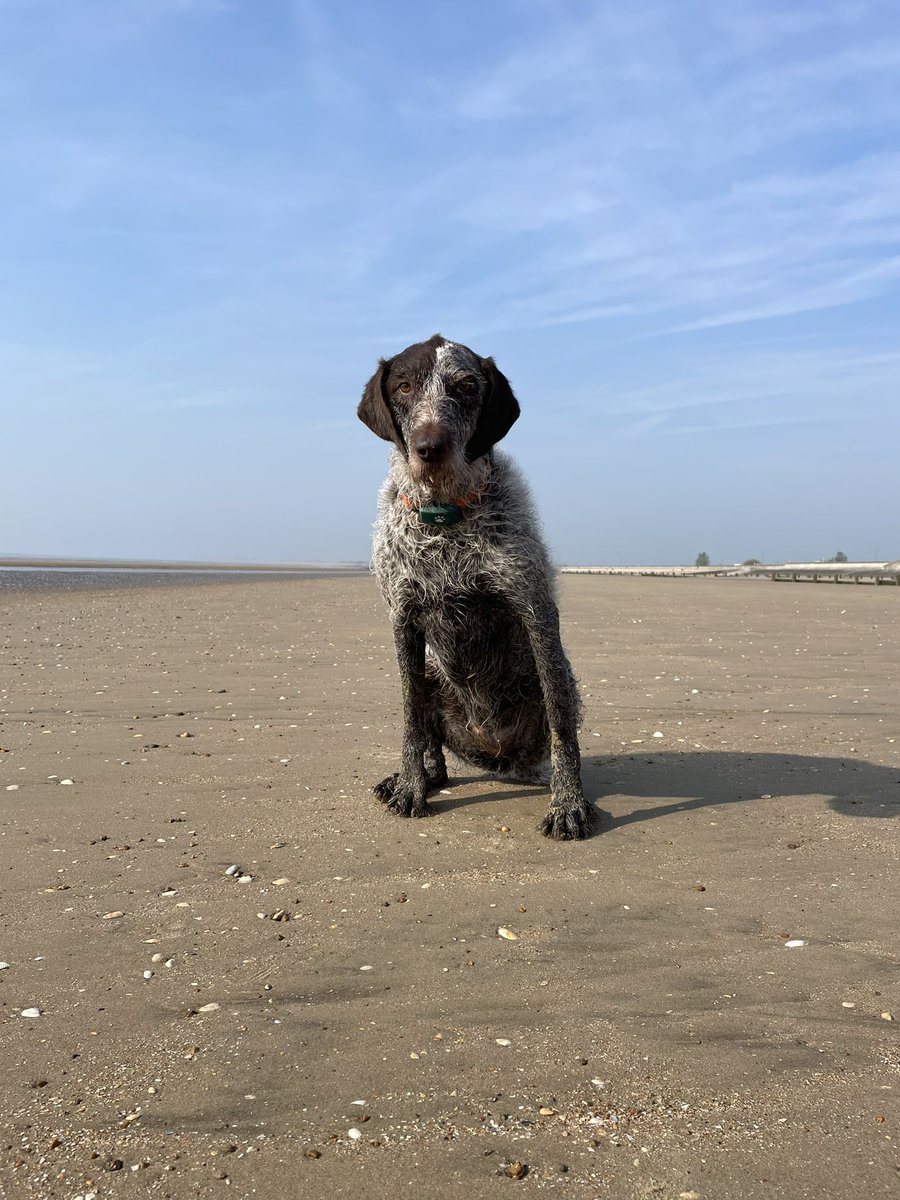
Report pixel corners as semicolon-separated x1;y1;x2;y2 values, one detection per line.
406;442;480;502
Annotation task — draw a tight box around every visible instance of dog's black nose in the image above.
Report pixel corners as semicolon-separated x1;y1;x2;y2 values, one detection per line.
414;433;449;461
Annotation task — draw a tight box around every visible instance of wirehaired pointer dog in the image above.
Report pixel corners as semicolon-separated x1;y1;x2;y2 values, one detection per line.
358;334;591;839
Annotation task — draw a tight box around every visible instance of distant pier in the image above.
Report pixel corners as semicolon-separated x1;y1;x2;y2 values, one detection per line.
562;561;900;584
748;561;900;585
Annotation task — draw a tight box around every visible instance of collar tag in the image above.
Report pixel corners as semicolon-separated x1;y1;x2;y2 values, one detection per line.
418;504;465;526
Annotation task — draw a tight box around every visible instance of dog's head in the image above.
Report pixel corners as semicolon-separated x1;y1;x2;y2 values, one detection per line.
358;334;520;489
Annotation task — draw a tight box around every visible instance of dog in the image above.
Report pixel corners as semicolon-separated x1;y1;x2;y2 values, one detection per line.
357;334;591;839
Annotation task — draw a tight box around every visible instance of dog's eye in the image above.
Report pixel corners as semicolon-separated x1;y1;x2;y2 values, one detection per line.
396;381;412;395
457;377;477;394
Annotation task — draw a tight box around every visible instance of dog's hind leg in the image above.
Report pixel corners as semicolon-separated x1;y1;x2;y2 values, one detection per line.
422;661;449;788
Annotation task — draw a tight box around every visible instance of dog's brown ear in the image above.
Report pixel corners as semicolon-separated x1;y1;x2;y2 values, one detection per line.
358;358;404;448
466;357;520;461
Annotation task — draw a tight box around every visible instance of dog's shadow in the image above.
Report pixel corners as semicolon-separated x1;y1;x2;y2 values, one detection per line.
428;750;899;832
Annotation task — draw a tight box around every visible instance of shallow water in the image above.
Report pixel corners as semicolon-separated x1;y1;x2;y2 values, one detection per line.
0;566;369;593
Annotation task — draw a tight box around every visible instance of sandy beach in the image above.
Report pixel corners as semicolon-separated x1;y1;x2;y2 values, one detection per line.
0;573;897;1199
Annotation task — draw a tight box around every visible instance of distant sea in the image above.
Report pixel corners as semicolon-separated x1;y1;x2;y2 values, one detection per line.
0;565;370;594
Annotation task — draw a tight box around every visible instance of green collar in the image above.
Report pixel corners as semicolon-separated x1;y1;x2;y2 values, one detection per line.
416;504;465;526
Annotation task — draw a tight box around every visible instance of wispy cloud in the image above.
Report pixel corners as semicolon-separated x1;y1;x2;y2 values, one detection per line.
5;0;899;344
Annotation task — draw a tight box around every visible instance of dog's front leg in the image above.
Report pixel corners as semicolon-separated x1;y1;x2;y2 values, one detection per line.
516;598;591;840
374;616;432;818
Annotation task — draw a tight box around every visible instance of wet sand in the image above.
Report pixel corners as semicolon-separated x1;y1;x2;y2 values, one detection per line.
0;574;897;1198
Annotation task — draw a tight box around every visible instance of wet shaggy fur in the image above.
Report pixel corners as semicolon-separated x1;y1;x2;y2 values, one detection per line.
358;334;591;839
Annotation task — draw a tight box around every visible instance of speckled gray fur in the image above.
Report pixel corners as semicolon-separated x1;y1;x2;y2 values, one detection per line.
358;334;592;839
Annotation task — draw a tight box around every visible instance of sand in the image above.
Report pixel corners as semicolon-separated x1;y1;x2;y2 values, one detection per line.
0;573;897;1199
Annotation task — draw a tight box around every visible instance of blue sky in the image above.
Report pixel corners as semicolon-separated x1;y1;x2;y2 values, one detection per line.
2;0;899;565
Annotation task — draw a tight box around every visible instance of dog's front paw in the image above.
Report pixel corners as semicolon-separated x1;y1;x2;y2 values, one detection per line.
538;798;593;840
387;783;432;819
373;773;399;801
375;774;431;818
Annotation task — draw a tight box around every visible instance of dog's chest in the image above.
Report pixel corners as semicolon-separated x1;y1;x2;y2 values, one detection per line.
378;516;505;597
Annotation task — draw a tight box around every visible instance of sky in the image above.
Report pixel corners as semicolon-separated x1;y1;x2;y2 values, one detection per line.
2;0;899;566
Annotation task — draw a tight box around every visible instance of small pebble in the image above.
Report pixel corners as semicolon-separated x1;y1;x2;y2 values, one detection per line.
881;1011;894;1021
151;953;164;963
359;964;374;971
198;1002;220;1012
495;1038;512;1046
225;865;240;877
59;779;74;786
347;1128;362;1141
272;878;290;886
539;1106;556;1116
143;970;154;980
5;784;18;791
102;911;125;920
20;1007;41;1018
784;939;806;948
504;1160;528;1179
497;927;518;941
842;1001;855;1008
237;875;253;883
0;962;9;971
